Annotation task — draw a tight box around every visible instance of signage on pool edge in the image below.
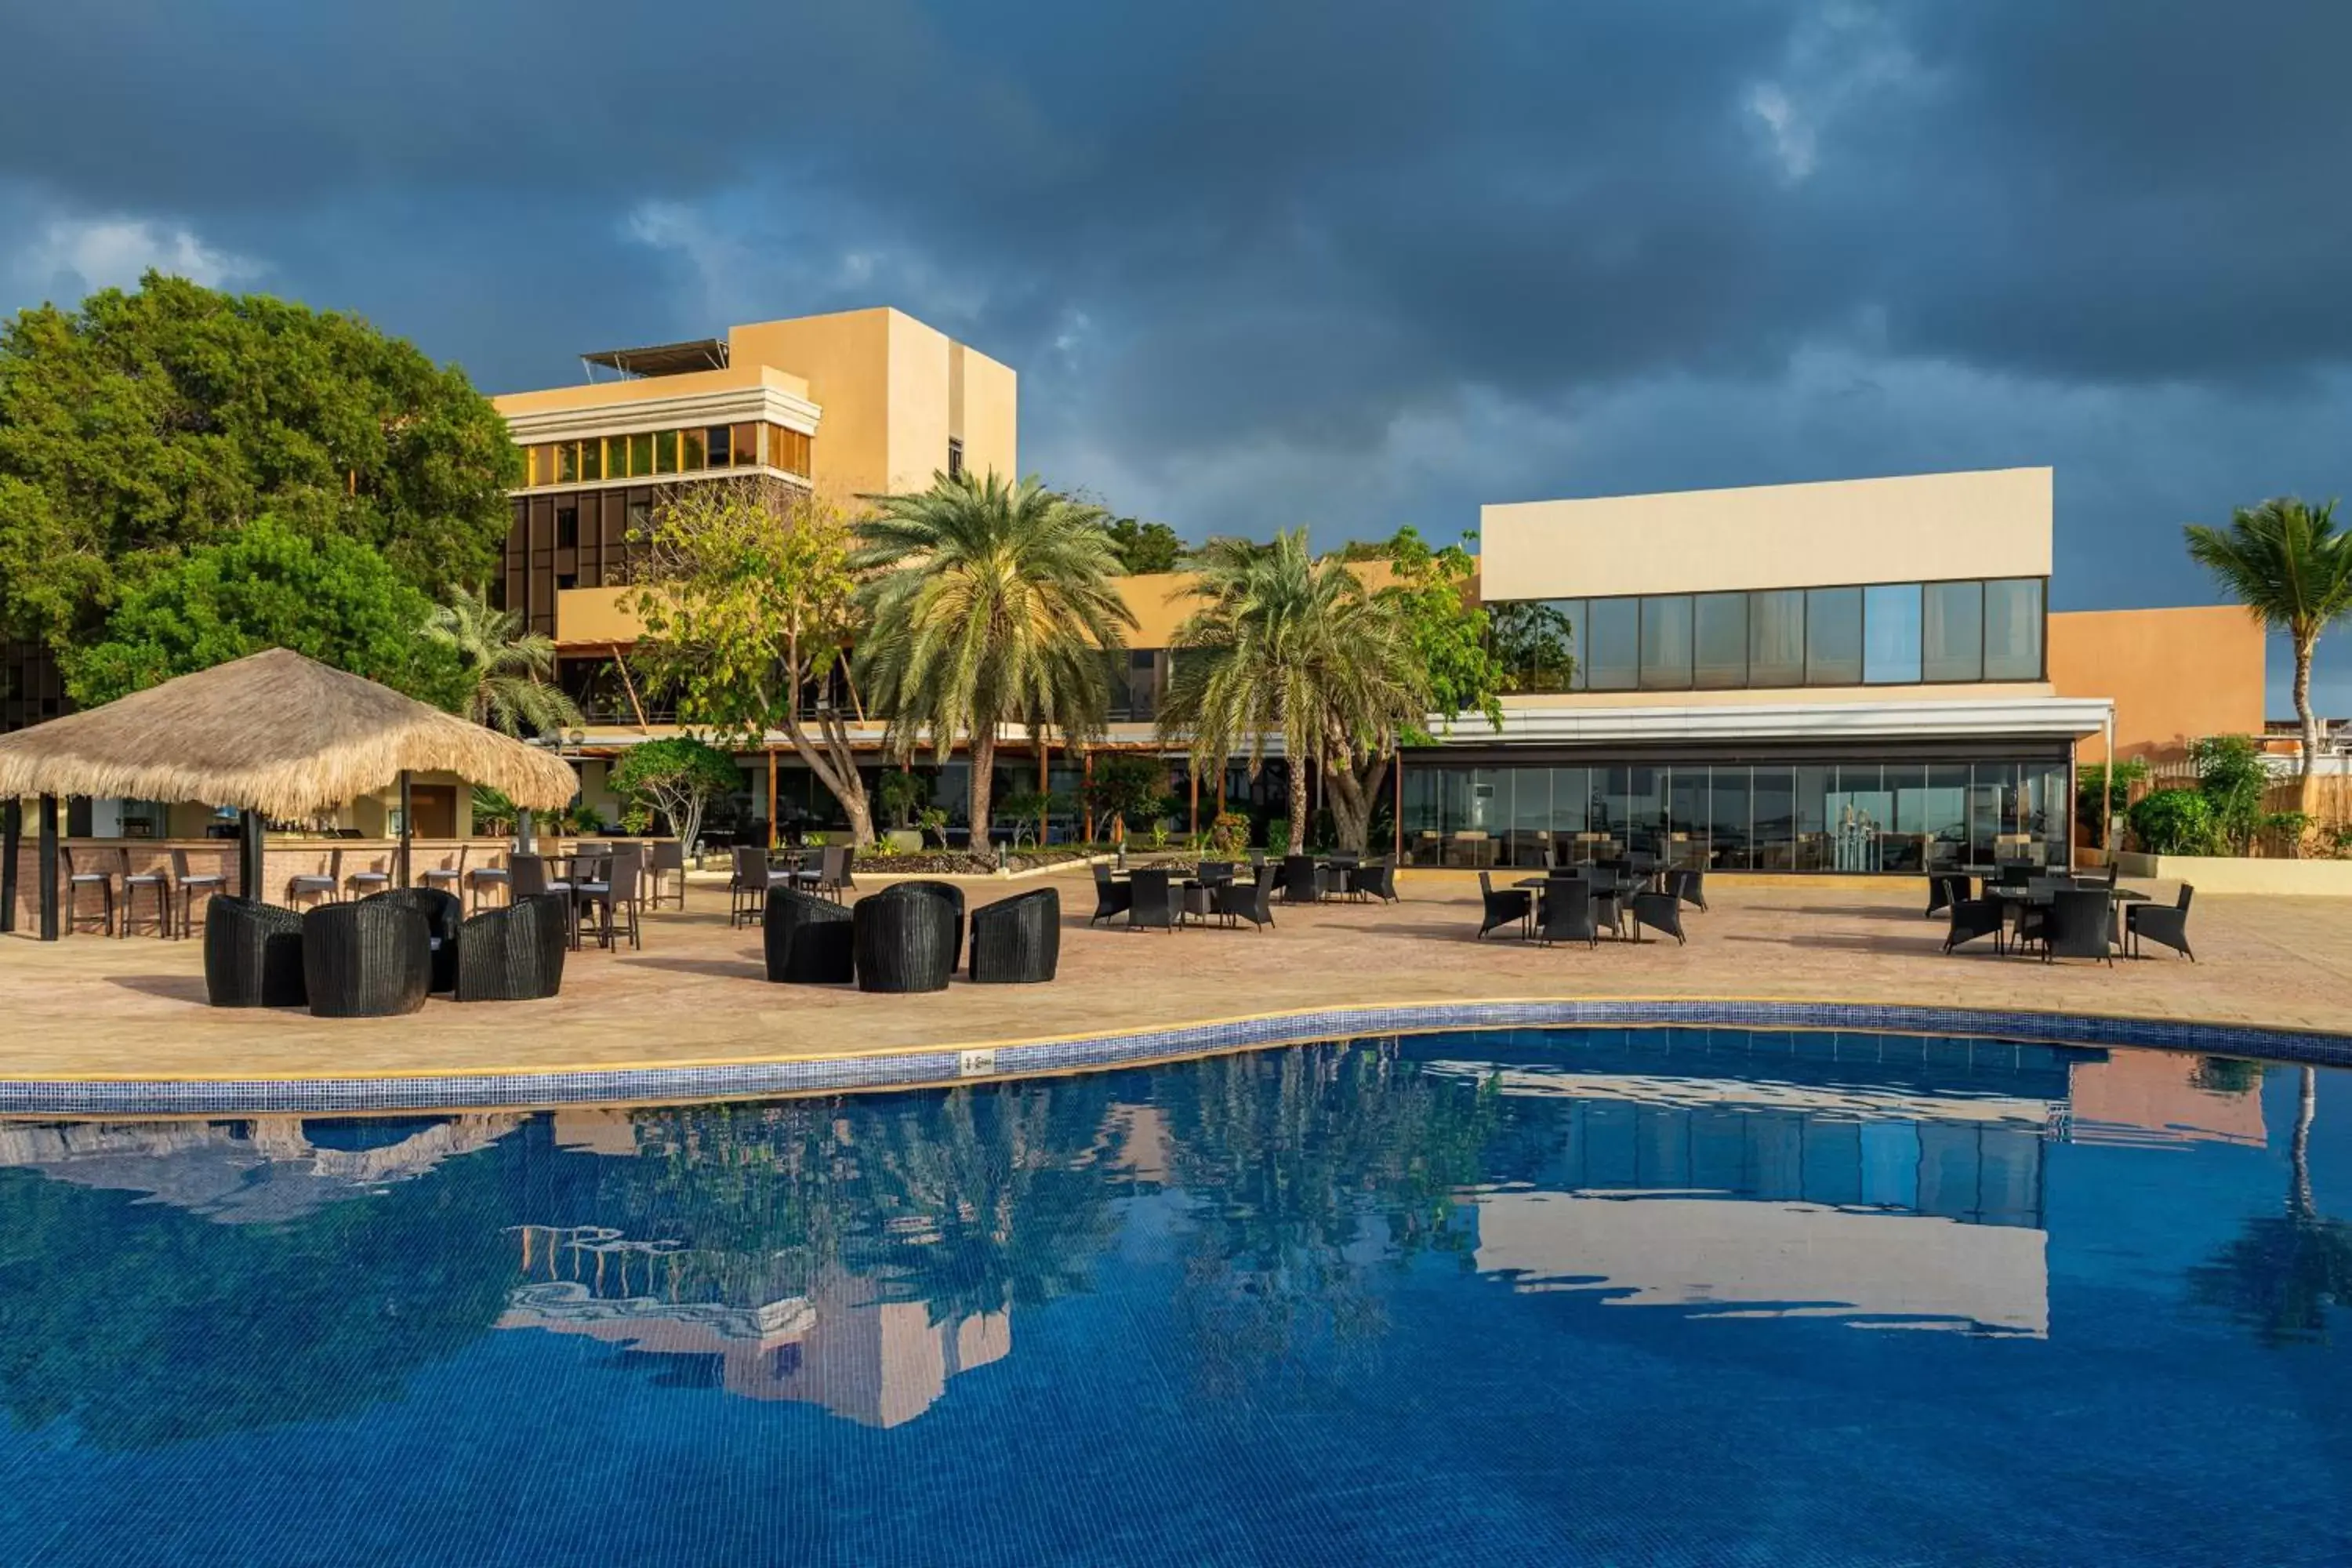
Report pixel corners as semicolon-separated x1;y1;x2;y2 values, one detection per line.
958;1049;996;1078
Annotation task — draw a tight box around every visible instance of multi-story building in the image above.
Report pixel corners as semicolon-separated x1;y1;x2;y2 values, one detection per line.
1399;468;2265;871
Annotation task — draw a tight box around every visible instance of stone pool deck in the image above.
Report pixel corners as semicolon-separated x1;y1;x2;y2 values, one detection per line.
2;869;2347;1106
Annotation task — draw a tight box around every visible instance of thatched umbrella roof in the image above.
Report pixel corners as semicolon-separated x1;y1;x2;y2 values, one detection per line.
0;648;579;817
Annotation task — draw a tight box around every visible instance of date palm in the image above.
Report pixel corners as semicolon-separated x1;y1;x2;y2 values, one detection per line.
852;472;1133;842
2185;497;2352;815
421;586;581;737
1159;530;1425;851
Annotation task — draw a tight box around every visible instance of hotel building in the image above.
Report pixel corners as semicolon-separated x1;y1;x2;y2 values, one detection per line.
1398;469;2264;872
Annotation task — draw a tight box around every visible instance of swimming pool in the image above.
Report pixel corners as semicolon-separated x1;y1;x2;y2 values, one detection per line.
0;1028;2344;1565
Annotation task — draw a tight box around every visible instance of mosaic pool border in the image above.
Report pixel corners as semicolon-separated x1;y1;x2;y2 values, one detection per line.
5;998;2351;1116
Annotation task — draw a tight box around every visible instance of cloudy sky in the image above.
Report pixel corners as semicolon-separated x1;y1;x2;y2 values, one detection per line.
4;1;2347;708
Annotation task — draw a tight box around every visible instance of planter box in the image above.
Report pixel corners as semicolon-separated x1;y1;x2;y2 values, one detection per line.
884;829;925;854
2117;850;2352;895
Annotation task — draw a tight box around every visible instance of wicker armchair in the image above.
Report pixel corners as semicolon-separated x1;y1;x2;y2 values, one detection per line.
2126;884;2196;961
361;887;464;992
1630;891;1686;946
1534;878;1597;948
1348;861;1399;903
1926;872;1972;919
764;886;856;983
1943;897;2005;954
2042;888;2117;965
892;880;967;971
1668;868;1708;912
1281;855;1323;904
1478;872;1532;939
1090;862;1134;924
301;901;432;1018
1213;863;1278;930
202;897;308;1007
454;894;570;1002
1125;867;1181;932
853;884;958;993
969;888;1060;983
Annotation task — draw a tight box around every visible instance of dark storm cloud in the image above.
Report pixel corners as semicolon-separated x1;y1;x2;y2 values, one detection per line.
6;1;2351;700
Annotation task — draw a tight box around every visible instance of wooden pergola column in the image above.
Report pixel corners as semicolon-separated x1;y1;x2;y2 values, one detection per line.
36;794;58;942
1080;747;1094;842
767;746;779;849
1;797;17;935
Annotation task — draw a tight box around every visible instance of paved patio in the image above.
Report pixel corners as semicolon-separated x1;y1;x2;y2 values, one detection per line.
2;866;2347;1093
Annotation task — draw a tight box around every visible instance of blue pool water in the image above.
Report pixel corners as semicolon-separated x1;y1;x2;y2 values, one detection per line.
0;1029;2347;1566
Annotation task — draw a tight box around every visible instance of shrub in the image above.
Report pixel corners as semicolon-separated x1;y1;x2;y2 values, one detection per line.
1265;819;1292;855
2188;734;2268;854
875;769;927;829
1207;811;1250;858
2129;788;2222;856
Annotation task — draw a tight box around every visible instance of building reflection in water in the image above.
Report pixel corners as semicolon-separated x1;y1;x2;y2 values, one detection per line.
1405;1030;2269;1341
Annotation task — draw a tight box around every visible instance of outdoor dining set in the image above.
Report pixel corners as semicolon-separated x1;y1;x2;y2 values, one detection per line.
1933;865;2196;963
1088;852;1401;932
1475;855;1703;946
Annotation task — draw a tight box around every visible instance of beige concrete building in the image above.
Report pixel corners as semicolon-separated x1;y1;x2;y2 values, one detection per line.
1414;468;2264;873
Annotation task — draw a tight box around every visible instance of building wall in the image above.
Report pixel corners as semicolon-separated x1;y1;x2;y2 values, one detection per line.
1501;680;2056;712
2048;604;2264;764
1482;468;2053;601
952;341;1019;481
728;308;909;499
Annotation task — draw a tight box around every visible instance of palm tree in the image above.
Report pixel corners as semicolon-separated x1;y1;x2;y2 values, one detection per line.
852;472;1134;843
2185;498;2352;815
421;586;582;737
2191;1067;2352;1345
1159;530;1425;851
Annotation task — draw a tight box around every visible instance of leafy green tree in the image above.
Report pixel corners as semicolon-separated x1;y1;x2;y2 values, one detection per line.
874;768;928;830
423;585;581;738
1370;526;1507;736
0;272;517;661
2190;734;2270;854
1104;516;1184;574
66;516;467;707
1083;752;1171;843
2128;787;2222;855
853;472;1134;841
2185;497;2352;815
606;735;742;851
1160;530;1425;854
633;478;877;846
2076;758;2149;851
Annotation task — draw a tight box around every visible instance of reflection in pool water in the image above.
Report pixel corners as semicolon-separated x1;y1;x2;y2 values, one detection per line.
0;1030;2346;1565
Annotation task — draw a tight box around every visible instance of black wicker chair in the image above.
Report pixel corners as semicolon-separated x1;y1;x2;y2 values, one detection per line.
1348;860;1399;903
1631;891;1687;945
301;901;432;1018
1090;862;1134;924
202;896;308;1007
1281;855;1323;904
893;880;967;971
1668;868;1708;913
1943;896;2005;954
1214;863;1278;930
1126;867;1181;932
454;894;570;1002
764;886;857;983
361;887;464;993
2126;884;2196;961
1477;871;1532;939
969;888;1060;983
1534;878;1596;948
853;884;958;993
2043;888;2117;965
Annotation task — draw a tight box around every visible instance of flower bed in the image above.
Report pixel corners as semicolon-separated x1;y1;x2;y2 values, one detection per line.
852;846;1102;877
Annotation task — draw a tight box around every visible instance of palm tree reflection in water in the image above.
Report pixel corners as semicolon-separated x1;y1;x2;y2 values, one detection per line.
2192;1067;2352;1345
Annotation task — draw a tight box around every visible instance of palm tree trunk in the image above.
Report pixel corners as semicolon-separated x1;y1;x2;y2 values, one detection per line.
2296;633;2321;820
2292;1065;2318;1221
969;728;997;851
1287;751;1309;851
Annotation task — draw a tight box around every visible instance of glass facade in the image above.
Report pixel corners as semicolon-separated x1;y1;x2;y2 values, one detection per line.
1492;577;2045;693
1401;757;2070;873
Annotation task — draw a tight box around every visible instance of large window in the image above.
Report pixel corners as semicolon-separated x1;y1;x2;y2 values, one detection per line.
1984;578;2044;679
1806;587;1863;684
1863;583;1922;684
1693;593;1747;688
523;422;812;487
1639;596;1693;688
1585;599;1640;690
1401;757;2071;872
1490;576;2045;692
